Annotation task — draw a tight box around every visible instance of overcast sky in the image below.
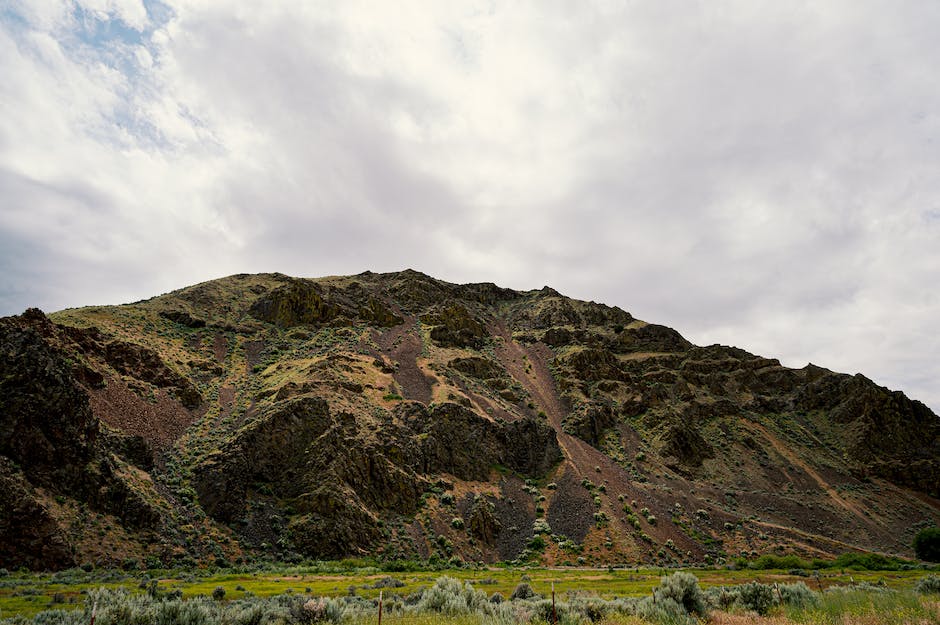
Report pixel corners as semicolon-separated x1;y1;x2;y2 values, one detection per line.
2;1;939;412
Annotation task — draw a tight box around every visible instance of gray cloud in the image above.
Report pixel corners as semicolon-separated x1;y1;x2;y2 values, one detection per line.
1;0;939;412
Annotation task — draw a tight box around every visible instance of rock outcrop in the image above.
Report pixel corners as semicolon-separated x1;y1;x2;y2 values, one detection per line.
194;397;560;557
0;271;937;569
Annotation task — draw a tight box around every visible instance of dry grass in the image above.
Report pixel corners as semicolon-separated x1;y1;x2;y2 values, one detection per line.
599;615;654;625
707;613;792;625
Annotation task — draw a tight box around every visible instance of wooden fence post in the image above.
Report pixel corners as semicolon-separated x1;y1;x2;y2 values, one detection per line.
378;590;383;625
552;581;557;625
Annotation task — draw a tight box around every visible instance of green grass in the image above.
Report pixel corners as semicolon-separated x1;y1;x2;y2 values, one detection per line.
783;587;939;624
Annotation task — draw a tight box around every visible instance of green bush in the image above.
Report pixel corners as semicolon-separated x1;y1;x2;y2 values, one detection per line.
704;586;739;611
633;595;697;625
527;535;547;551
914;527;940;562
778;582;818;608
417;576;490;615
737;582;775;615
510;582;536;600
371;576;405;589
915;574;940;594
653;572;707;618
750;554;812;570
567;596;610;622
832;551;910;570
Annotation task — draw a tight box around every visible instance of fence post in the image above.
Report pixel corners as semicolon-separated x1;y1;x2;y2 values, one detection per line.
90;601;98;625
552;581;556;625
378;590;383;625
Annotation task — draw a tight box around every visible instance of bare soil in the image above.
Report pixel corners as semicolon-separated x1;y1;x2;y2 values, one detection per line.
88;376;200;450
373;319;435;404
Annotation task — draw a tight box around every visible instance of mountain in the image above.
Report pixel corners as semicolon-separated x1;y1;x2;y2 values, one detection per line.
1;270;938;570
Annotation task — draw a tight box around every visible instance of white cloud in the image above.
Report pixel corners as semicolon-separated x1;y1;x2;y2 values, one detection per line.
1;0;939;412
75;0;149;30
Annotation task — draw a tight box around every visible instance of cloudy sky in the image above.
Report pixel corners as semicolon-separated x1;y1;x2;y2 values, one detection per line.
2;0;939;412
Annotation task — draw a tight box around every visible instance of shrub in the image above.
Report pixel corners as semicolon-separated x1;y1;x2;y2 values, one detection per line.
737;582;774;615
526;597;584;625
751;554;810;570
232;602;269;625
778;582;818;608
450;517;465;530
213;586;226;601
704;586;739;611
915;574;940;594
914;527;940;562
633;596;696;625
300;598;329;623
653;572;707;618
371;577;405;589
144;580;160;598
417;576;490;615
527;535;547;551
832;551;909;570
120;558;139;571
510;582;537;600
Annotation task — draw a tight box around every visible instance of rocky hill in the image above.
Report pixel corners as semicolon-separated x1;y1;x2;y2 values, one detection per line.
1;271;938;570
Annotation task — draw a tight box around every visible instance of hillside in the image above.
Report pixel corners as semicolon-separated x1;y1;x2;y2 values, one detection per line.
1;270;938;570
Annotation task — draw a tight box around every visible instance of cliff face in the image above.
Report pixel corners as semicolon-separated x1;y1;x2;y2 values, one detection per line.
1;271;938;569
0;311;164;569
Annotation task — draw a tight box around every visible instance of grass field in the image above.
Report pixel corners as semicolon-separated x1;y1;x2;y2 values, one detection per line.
0;564;937;621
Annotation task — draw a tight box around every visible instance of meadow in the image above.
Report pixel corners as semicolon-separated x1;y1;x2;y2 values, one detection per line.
1;560;938;625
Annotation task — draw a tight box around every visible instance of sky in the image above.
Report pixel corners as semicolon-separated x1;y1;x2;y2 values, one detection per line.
1;1;939;413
